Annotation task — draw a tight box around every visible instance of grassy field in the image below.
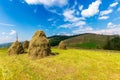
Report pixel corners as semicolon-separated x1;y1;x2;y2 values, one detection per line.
0;48;120;80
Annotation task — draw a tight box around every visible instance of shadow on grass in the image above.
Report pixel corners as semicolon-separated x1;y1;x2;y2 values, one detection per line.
50;52;59;56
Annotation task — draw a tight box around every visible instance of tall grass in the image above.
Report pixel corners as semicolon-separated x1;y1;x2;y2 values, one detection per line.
0;48;120;80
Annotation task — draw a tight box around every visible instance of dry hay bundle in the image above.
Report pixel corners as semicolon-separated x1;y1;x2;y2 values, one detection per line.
8;41;24;55
23;40;29;49
29;30;51;58
58;41;67;49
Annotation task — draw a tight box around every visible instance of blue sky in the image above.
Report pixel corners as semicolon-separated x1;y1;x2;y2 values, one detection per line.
0;0;120;43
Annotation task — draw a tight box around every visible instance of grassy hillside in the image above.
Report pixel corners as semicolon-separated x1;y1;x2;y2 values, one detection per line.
0;33;117;49
0;48;120;80
48;35;79;46
63;33;115;49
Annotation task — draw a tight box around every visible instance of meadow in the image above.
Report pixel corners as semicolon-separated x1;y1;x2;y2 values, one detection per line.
0;48;120;80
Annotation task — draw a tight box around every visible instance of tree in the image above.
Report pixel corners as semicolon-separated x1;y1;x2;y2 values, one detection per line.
104;36;120;50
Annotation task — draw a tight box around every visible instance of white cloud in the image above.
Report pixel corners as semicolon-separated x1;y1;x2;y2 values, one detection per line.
113;17;120;21
117;7;120;11
0;22;15;27
92;23;120;35
19;0;25;3
0;30;17;43
60;0;87;29
76;11;80;16
63;9;85;22
59;21;86;28
97;22;120;35
72;27;93;34
74;21;86;26
72;23;120;35
25;0;68;7
9;30;16;35
98;16;109;20
99;9;112;20
107;22;117;28
51;19;59;26
81;0;101;17
1;32;6;35
48;18;54;21
71;0;78;9
63;9;75;22
79;5;83;11
45;8;61;15
98;2;118;20
100;9;113;16
57;32;73;36
0;36;15;44
59;23;72;28
61;8;86;29
93;27;120;35
110;2;119;8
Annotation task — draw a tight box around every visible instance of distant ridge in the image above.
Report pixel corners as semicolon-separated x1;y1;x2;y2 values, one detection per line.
0;42;24;48
0;42;13;48
0;33;119;48
60;33;116;49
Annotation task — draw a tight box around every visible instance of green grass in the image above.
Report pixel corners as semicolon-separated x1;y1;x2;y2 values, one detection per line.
0;48;120;80
74;42;98;49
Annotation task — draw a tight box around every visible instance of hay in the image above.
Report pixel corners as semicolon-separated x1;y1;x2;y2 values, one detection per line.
8;41;24;55
28;30;51;58
23;40;29;49
58;41;67;49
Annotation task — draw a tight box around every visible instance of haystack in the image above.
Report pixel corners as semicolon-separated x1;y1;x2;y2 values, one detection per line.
8;41;24;55
23;40;29;49
28;30;51;58
58;41;67;49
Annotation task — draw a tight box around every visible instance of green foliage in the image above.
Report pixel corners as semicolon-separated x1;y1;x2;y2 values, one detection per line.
49;38;61;46
74;42;98;49
49;36;70;46
104;37;120;50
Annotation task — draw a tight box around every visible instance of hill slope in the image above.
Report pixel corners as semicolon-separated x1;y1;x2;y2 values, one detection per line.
0;33;118;49
48;35;80;46
62;33;116;49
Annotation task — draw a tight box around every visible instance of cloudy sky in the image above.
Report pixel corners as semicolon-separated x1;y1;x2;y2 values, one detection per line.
0;0;120;43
